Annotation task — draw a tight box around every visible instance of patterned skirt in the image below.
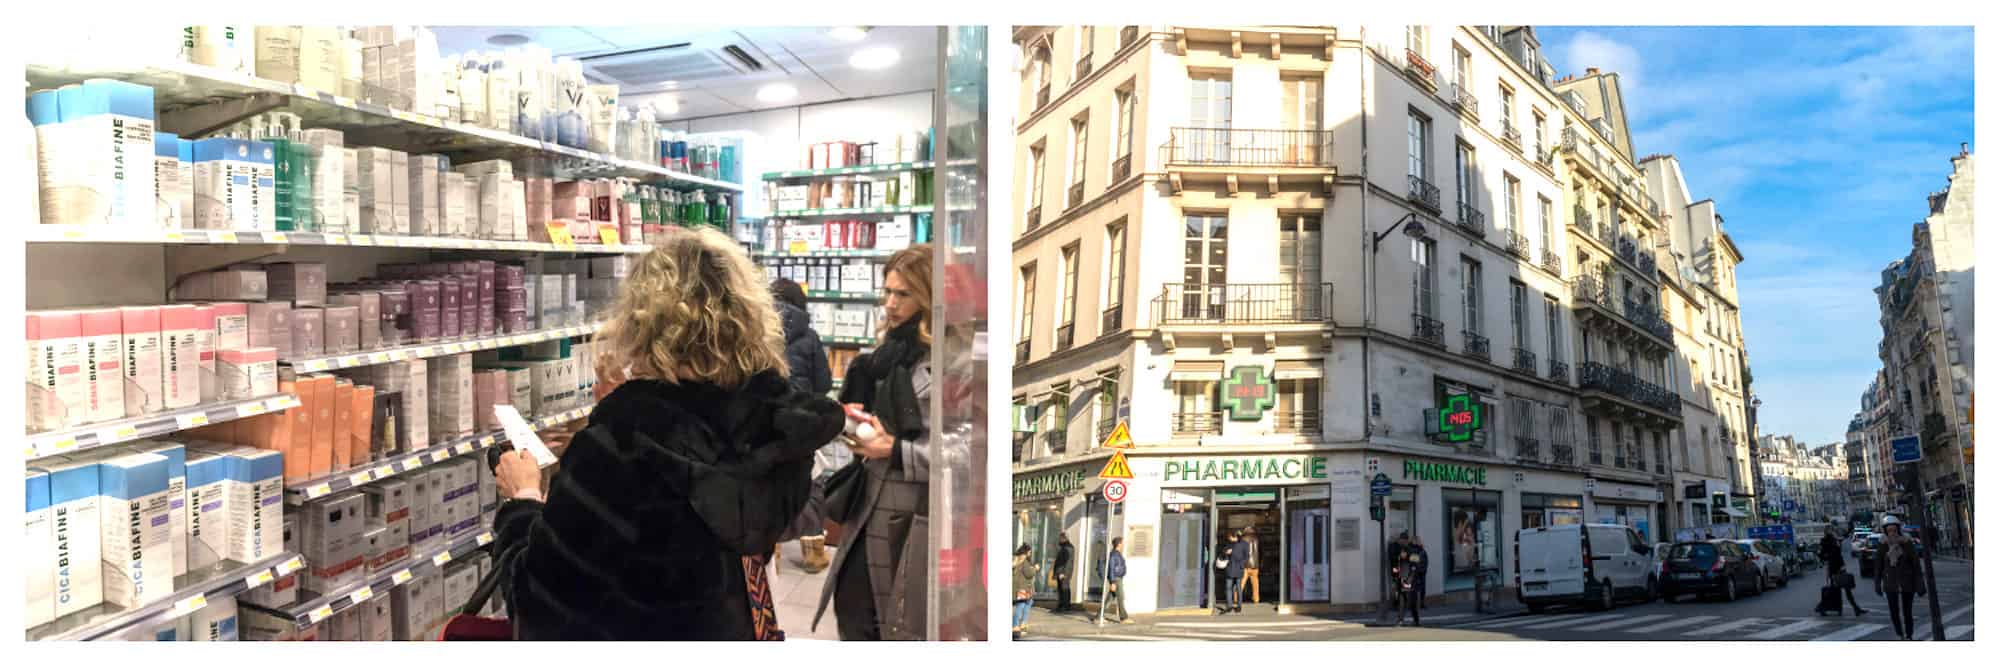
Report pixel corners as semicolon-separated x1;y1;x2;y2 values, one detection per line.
743;553;785;641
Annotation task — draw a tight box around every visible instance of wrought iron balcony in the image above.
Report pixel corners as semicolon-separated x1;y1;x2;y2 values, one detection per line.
1573;274;1609;307
1015;340;1030;366
1637;251;1657;276
1541;248;1562;275
1548;358;1570;384
1537;145;1554;167
1111;153;1131;182
1501;122;1522;148
1101;304;1123;335
1623;298;1673;341
1025;204;1042;232
1598;220;1618;248
1463;330;1491;361
1173;411;1222;435
1551;442;1576;466
1407;174;1442;212
1274;410;1322;434
1589;441;1603;465
1617;235;1638;264
1161;127;1336;167
1580;361;1683;416
1067;181;1085;210
1516;437;1541;462
1074;55;1094;82
1456;201;1485;234
1404;49;1438;89
1120;26;1140;47
1153;282;1334;325
1036;84;1052;111
1503;229;1531;258
1572;205;1595;235
1451;83;1480;118
1055;322;1075;351
1412;313;1447;348
1512;347;1537;374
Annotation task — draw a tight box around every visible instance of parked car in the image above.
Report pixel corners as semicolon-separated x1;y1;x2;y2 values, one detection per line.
1730;539;1788;591
1515;523;1656;613
1768;540;1805;577
1660;540;1763;602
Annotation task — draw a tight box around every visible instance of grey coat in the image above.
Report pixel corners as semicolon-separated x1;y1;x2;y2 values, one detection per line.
1874;534;1926;595
813;360;932;640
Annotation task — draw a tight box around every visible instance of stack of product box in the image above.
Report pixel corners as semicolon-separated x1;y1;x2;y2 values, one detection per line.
761;216;924;253
26;302;278;434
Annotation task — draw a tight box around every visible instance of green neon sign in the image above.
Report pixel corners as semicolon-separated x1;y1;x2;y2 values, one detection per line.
1437;394;1486;442
1221;365;1276;421
1403;460;1489;486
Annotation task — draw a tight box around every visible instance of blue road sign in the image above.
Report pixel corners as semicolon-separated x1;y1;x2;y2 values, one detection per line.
1370;473;1393;496
1892;435;1923;464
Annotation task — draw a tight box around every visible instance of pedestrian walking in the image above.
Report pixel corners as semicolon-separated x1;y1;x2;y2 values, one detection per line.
771;278;836;574
1240;526;1262;607
1103;537;1131;624
1817;531;1867;616
1053;533;1076;612
1384;531;1409;610
1218;530;1248;614
1397;536;1430;627
1012;544;1038;639
1873;515;1926;640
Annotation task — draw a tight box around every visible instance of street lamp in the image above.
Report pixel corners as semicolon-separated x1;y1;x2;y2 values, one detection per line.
1371;212;1430;252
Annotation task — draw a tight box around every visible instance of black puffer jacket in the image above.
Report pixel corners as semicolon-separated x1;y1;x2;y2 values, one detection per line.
493;371;844;640
779;302;833;395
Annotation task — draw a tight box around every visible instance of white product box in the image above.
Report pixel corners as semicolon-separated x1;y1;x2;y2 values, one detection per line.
27;311;87;432
189;593;238;641
192;305;217;402
98;452;173;609
409;154;441;235
443;172;467;238
808;302;835;336
188;26;250;72
210;302;248;352
476;448;497;515
43;460;104;616
342;147;361;230
404;359;430;449
120;306;164;417
26;470;56;628
355;147;397;234
840;263;873;294
301;492;366;594
183;449;230;571
155;133;186;229
253;26;302;83
509;178;529;241
189;138;260;230
218;347;278;400
239;603;314;641
407;470;442;554
588;255;631;279
833;307;869;340
31;81;157;228
71;308;126;427
876;217;912;250
442;562;479;618
238;514;298;608
475;172;504;239
137;443;188;577
358;595;395;641
223;448;284;563
160;305;202;410
391;570;439;641
389;145;410;234
299;129;347;232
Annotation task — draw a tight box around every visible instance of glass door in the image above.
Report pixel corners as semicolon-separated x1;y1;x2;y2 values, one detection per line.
1189;72;1233;162
1183;214;1228;320
1158;495;1211;609
1287;487;1331;602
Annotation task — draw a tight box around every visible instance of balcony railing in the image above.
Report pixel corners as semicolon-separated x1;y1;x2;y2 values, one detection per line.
1451;83;1480;118
1463;330;1491;361
1551;442;1576;466
1404;49;1438;89
1274;410;1322;434
1036;84;1052;111
1111;153;1131;182
1623;298;1673;341
1548;358;1570;384
1536;145;1554;167
1101;304;1123;335
1153;282;1334;325
1161;127;1336;167
1512;347;1537;374
1074;56;1094;82
1024;204;1042;232
1067;181;1086;210
1617;235;1639;264
1573;273;1609;307
1579;361;1683;416
1541;248;1562;275
1501;123;1522;148
1173;411;1222;435
1055;322;1075;351
1503;229;1531;258
1456;201;1485;234
1412;313;1447;347
1516;437;1541;462
1572;205;1596;236
1637;252;1657;276
1015;340;1030;366
1407;174;1442;212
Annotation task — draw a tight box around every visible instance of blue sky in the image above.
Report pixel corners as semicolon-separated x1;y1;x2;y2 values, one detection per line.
1534;26;1974;445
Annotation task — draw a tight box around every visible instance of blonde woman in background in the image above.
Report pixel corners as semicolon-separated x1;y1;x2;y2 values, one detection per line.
492;227;845;640
814;244;935;640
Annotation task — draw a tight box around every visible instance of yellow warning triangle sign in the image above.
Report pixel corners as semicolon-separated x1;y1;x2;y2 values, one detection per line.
1100;421;1134;450
1098;450;1134;479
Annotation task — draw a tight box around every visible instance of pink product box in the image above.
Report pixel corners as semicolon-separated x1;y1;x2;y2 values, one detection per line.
176;268;270;301
266;262;329;307
458;303;478;337
413;308;440;342
478;308;495;336
210;302;250;352
291;307;325;359
500;308;527;334
412;280;441;313
439;277;462;316
440;306;461;339
246;302;294;361
324;305;361;354
455;277;476;310
160;304;206;409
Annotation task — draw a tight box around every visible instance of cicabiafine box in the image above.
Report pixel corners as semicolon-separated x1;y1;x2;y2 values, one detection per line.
222;447;284;563
31;80;157;228
183;449;231;571
218;347;277;400
98;451;172;609
26;470;56;628
137;442;188;578
43;459;104;617
190;137;267;230
155;133;187;229
188;592;238;641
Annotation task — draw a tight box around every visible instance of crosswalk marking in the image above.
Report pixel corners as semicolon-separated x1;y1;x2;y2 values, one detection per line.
1747;619;1830;639
1809;623;1889;642
1462;614;1582;629
1170;631;1253;639
1155;620;1349;628
1939;605;1973;624
1419;613;1477;622
1945;624;1973;640
1519;613;1632;630
1092;633;1174;641
1681;617;1767;637
1622;615;1720;634
1569;613;1674;632
1231;629;1306;636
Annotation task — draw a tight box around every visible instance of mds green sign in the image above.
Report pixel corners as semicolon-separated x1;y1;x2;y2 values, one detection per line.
1165;455;1328;484
1403;460;1488;486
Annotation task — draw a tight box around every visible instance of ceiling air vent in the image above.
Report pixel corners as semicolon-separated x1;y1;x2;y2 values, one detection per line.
720;45;766;72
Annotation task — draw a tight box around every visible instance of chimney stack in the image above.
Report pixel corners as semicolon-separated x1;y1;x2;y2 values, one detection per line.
1586;67;1600;76
1961;142;1969;156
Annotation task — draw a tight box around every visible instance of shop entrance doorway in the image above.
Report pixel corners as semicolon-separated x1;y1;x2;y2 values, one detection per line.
1215;490;1281;609
1158;495;1210;609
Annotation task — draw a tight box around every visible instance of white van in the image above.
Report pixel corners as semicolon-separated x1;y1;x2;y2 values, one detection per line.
1515;523;1656;612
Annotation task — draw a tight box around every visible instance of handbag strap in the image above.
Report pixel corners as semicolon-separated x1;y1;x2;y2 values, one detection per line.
460;546;511;616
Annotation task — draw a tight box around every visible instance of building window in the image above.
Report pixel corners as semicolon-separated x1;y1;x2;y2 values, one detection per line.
1280;74;1321;133
1413;239;1437;319
1455;141;1476;215
1019;264;1037;346
1408;110;1432;181
1027;143;1046;222
1103;222;1126;328
1058;243;1079;347
1279;214;1322;288
1095;368;1121;442
1538;196;1554;259
1113;88;1135;165
1453;44;1471;91
1068;113;1089;207
1588;416;1603;464
1462;257;1484;335
1075;26;1095;70
1443;489;1502;592
1504;174;1521;236
1510;281;1529;351
1190;72;1233;129
1174;380;1218;432
1613;422;1627;467
1533;111;1547;155
1049;382;1071;454
1500;85;1516;129
1407;25;1429;59
1277;377;1321;434
1183;213;1228;319
1544;295;1562;363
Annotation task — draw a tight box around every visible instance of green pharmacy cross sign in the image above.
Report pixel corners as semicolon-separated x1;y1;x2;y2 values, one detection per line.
1222;366;1275;421
1436;394;1485;443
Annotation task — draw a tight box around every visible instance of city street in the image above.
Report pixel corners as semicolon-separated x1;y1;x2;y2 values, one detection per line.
1024;556;1973;641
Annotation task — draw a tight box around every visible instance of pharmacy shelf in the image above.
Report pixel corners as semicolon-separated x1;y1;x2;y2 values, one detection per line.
26;393;300;461
762;161;934;180
772;204;933;218
287;404;595;504
25;60;739;192
284;322;603;373
29;551;304;641
279;529;494;630
25;225;653;254
824;336;879;347
806;290;879;302
754;248;900;259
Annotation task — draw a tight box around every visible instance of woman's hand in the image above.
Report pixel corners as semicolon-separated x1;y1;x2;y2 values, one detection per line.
850;412;896;460
496;449;545;502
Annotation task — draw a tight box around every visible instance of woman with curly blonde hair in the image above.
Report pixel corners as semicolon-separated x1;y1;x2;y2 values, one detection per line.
492;227;845;640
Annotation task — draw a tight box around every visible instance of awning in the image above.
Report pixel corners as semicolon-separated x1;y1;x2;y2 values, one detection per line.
1168;360;1224;381
1273;359;1323;380
1717;507;1750;518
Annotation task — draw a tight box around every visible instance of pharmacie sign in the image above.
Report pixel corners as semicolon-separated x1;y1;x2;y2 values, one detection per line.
1402;459;1489;486
1015;466;1089;502
1163;455;1328;486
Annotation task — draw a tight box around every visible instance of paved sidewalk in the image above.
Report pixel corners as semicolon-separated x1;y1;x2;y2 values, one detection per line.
1020;594;1526;640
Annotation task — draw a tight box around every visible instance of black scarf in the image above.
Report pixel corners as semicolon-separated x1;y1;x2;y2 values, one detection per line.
838;317;928;443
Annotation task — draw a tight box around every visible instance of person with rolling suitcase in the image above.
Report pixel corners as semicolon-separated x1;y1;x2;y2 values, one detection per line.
1816;532;1866;616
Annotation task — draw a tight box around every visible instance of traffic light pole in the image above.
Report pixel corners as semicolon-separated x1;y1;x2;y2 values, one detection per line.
1911;467;1945;640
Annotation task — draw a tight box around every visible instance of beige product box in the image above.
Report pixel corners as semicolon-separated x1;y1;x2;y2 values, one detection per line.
119;306;165;417
219;347;277;400
290;306;325;359
342;147;361;230
508;178;528;241
159;304;203;410
476;172;504;239
324;305;361;354
298;26;344;94
342;37;364;100
442;562;480;619
192;305;218;402
27;311;85;431
300;491;367;595
442;172;467;238
330;292;382;350
409;154;441;236
453;160;511;181
403;359;430;449
74;308;126;426
357;595;395;641
391;569;443;640
211;302;249;352
245;302;292;361
389;149;410;234
506;368;532;418
187;26;249;72
299;129;347;232
253;26;303;83
266;261;327;307
355;147;397;234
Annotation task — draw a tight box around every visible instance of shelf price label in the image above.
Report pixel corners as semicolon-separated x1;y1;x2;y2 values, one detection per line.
306;483;333;499
348;471;374;486
163;231;184;242
326;233;349;245
100;425;140;443
349;586;374;605
308;605;334;624
479;435;497;447
370;352;392;364
172;593;208;617
379;236;401;247
599;227;620;245
373;465;395;479
175;412;211;429
279;556;305;576
547;224;577;249
237;402;267;418
265;232;289;244
403;457;423;470
454;442;475;456
477;532;494;546
213;231;239;243
788;240;810;255
392;569;413;586
46;437;78;455
433;551;454;567
244;568;276;589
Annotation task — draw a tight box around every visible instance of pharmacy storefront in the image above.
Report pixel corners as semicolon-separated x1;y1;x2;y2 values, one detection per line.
1114;451;1342;613
1012;461;1107;604
1588;479;1666;543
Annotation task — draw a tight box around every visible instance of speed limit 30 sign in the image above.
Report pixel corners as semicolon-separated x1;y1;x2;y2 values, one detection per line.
1102;479;1128;504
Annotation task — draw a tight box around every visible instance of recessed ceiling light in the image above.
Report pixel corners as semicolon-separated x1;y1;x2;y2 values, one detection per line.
850;46;900;70
487;33;532;46
652;98;681;115
829;26;870;42
757;83;798;104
